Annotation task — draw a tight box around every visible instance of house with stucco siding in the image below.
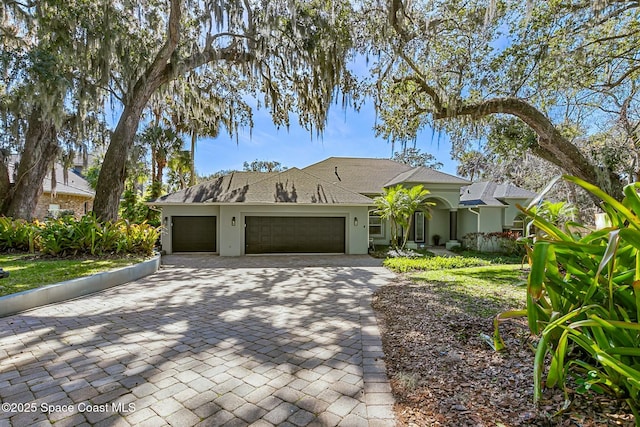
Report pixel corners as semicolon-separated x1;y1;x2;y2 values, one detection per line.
150;157;536;256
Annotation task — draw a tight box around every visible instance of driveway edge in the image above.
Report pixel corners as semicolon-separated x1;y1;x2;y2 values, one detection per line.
0;254;160;318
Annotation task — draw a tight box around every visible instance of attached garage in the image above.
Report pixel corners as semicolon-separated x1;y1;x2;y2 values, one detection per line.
171;216;217;252
245;216;345;254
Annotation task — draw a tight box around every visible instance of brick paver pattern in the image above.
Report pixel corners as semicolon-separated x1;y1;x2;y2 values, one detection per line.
0;255;396;426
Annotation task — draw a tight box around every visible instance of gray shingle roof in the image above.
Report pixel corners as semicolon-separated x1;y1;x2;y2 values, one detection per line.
460;181;536;206
302;157;413;194
152;168;373;205
152;172;275;203
8;155;94;198
384;166;470;187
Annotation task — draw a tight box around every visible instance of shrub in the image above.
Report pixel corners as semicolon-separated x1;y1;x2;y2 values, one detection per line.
462;231;524;256
495;177;640;416
384;255;491;273
0;215;159;257
0;217;40;253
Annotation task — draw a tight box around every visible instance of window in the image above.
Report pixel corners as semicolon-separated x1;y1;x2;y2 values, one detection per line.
48;204;60;218
369;214;384;237
414;211;425;243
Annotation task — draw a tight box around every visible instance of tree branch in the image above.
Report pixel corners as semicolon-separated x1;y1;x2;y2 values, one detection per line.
432;97;611;194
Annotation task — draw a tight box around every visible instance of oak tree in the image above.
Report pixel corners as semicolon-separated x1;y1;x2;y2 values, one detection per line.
369;0;640;200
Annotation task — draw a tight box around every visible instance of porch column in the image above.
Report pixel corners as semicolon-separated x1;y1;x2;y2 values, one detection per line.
449;209;458;241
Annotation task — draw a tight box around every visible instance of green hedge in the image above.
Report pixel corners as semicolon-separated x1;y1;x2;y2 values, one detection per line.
0;214;159;256
383;255;491;273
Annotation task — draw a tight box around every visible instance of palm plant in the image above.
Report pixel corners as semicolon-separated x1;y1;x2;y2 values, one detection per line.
398;185;434;249
374;185;405;248
374;184;434;249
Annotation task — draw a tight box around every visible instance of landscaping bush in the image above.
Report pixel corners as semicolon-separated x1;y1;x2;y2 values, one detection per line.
0;215;159;256
0;217;40;253
495;177;640;416
462;231;525;256
384;255;491;273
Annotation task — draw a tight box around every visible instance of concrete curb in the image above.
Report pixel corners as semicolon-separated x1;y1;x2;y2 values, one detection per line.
0;254;161;318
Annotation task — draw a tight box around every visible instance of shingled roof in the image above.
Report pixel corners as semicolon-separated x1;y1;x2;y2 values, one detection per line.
152;168;373;205
153;172;275;203
384;166;470;187
302;157;413;194
460;181;536;207
8;156;94;198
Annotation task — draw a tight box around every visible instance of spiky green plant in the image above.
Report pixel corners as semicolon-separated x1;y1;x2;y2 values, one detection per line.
495;176;640;416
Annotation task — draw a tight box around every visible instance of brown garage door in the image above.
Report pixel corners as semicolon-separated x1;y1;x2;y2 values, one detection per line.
245;216;345;254
172;216;216;252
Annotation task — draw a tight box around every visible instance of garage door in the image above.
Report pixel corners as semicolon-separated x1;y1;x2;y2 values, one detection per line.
172;216;216;252
245;216;345;254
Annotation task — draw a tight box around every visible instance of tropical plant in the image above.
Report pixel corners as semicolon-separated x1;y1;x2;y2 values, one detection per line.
374;184;434;249
529;200;578;233
0;215;158;256
0;217;40;253
495;176;640;416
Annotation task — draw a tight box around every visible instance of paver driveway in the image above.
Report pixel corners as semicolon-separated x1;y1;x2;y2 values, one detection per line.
0;255;396;426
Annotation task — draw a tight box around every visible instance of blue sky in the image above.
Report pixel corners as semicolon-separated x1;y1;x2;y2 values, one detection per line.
192;99;459;177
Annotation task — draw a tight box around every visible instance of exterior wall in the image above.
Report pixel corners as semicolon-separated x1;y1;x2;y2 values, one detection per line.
479;207;504;232
458;207;507;251
503;198;529;228
420;184;461;209
34;193;93;219
458;209;480;238
160;204;369;256
427;208;450;245
159;205;221;254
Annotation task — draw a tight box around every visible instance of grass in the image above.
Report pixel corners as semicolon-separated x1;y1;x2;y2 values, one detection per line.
0;253;145;297
410;264;527;317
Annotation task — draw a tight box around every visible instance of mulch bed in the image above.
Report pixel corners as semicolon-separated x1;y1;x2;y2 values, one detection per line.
371;278;636;426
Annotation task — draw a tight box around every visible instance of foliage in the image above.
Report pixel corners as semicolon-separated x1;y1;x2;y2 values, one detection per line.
0;215;159;257
461;231;525;256
119;189;160;227
0;253;144;297
0;0;113;219
367;0;639;200
243;160;287;173
528;200;578;232
385;248;424;259
0;217;39;253
384;255;492;273
495;177;640;414
391;147;443;169
374;184;435;249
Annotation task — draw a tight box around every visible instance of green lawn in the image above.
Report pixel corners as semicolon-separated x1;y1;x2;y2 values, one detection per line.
0;253;145;297
409;264;528;317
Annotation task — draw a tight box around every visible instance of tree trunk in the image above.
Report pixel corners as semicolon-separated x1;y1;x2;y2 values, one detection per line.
93;101;148;222
189;130;196;186
0;151;10;212
3;109;58;220
92;0;182;222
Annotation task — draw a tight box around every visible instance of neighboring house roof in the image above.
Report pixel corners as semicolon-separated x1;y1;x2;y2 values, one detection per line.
384;166;470;187
302;157;414;194
460;181;536;207
8;155;94;198
152;168;374;205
